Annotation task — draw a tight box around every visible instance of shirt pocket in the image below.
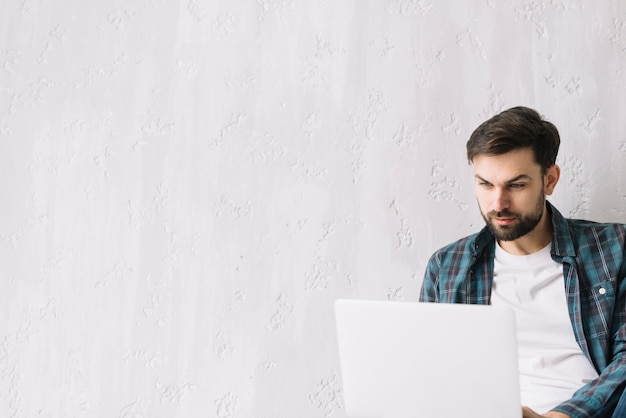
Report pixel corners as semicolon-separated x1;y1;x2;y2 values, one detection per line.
579;279;616;339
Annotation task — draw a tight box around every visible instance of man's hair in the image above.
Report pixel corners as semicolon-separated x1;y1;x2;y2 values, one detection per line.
466;106;560;174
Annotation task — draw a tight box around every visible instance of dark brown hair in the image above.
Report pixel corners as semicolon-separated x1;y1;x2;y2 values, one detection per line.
466;106;560;174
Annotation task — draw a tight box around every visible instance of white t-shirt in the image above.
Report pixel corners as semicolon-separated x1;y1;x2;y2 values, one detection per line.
491;242;599;413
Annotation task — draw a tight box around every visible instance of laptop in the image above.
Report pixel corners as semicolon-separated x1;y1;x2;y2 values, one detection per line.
334;299;521;418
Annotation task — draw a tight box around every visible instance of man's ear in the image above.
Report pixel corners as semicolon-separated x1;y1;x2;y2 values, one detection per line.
544;164;560;196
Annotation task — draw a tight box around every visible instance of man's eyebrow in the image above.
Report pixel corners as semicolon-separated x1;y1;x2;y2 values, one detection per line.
505;174;533;183
474;174;533;183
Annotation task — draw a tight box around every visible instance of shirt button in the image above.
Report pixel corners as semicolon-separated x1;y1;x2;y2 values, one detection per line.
599;287;606;295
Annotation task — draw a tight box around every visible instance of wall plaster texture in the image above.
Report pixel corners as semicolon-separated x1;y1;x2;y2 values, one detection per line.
1;0;626;417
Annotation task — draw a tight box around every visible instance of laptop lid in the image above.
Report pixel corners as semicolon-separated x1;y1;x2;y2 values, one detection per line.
335;299;521;418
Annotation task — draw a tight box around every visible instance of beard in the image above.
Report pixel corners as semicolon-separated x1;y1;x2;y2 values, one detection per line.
481;196;545;242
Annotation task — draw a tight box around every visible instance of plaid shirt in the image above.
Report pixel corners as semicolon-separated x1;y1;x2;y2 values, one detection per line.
420;202;626;418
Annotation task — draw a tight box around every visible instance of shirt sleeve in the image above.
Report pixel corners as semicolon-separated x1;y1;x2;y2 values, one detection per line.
419;252;440;302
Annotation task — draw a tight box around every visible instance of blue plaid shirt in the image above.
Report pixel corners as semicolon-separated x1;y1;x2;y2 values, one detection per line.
420;202;626;418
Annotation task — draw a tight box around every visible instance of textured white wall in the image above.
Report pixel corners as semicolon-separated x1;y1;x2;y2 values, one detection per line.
1;0;626;417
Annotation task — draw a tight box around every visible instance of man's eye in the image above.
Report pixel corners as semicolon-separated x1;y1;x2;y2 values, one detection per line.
509;183;525;189
479;182;492;188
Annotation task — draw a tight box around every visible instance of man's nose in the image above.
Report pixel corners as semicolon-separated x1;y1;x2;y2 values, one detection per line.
493;188;510;212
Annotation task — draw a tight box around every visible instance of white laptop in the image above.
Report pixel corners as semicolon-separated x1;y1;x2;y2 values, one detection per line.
335;299;521;418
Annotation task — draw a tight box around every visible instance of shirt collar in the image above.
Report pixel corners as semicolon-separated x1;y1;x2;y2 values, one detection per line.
547;201;576;258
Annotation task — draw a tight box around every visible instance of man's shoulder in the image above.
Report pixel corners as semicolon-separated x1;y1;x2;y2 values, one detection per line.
555;215;626;260
549;203;626;254
430;230;487;261
563;217;626;241
435;233;479;253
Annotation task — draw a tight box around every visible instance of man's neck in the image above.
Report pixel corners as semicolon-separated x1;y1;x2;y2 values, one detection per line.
497;210;553;256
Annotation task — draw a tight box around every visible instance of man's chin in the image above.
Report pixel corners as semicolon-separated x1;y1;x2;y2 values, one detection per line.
488;224;519;241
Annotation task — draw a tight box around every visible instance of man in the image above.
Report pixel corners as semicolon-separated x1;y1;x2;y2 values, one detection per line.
420;106;626;418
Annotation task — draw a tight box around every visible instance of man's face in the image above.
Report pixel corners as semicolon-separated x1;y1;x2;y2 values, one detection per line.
472;148;549;242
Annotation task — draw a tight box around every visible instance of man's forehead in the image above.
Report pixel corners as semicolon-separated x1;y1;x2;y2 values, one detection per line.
472;151;542;181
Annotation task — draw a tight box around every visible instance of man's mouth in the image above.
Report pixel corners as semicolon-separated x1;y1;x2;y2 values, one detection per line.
489;211;517;226
493;217;515;226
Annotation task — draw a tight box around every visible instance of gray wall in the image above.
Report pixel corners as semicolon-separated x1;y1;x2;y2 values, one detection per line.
1;1;626;417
